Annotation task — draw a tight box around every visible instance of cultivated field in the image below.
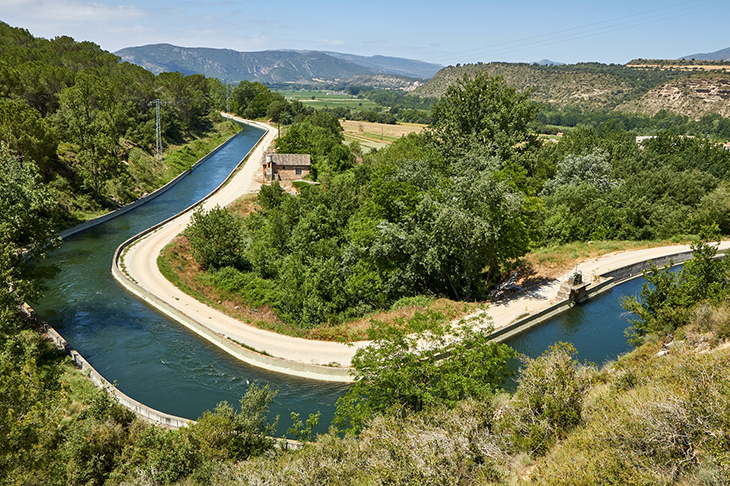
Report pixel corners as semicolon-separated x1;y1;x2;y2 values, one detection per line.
277;89;379;111
340;119;425;150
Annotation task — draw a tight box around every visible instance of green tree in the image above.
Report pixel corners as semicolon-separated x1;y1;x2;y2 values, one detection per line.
370;159;530;301
497;342;591;456
334;312;516;433
187;383;278;461
622;230;730;343
54;69;127;202
0;143;60;309
428;71;540;163
541;148;622;195
184;205;246;270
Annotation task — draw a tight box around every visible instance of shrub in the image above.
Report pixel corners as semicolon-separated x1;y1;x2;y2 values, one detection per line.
184;205;246;270
497;342;591;456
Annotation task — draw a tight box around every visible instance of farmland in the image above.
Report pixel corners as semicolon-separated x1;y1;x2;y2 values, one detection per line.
340;119;425;150
277;89;380;111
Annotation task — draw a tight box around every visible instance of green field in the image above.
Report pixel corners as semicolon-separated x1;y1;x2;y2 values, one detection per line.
276;89;379;111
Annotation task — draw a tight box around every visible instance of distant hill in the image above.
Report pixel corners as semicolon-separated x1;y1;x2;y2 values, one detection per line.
681;47;730;62
415;62;730;118
115;44;442;84
322;52;442;78
535;59;564;66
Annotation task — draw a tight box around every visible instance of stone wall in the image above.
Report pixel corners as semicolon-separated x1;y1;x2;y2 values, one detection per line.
277;167;310;180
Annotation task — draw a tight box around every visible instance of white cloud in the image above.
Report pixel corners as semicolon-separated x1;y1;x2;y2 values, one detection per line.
3;0;146;22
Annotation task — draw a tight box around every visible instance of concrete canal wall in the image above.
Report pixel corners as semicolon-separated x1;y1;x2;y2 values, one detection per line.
490;248;719;343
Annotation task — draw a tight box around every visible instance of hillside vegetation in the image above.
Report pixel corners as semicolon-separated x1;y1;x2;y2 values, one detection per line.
0;21;241;228
416;62;730;119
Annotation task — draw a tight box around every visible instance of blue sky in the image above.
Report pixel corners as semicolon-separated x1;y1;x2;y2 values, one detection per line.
1;0;728;66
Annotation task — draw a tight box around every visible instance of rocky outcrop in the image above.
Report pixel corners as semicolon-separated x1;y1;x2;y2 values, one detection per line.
617;75;730;118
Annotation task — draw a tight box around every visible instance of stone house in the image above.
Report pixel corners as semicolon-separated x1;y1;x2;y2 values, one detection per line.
262;152;311;181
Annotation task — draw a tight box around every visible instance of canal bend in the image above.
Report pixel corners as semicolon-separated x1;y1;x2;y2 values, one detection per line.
32;122;661;434
32;125;349;434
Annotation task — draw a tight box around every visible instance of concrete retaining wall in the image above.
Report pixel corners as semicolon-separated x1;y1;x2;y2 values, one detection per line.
490;277;616;343
45;117;264;429
111;117;353;382
489;247;725;342
59;121;245;240
43;322;191;428
602;250;695;282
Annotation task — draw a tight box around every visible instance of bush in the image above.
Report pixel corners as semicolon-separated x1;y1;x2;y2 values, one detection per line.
622;233;730;343
184;205;246;270
497;342;591;456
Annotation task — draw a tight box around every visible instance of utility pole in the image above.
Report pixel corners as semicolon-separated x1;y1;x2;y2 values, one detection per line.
226;84;230;113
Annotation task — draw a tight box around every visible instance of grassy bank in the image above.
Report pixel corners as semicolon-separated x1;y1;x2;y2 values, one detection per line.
57;117;242;230
157;232;694;342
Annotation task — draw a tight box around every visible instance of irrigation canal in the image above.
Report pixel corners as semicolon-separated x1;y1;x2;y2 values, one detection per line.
33;124;642;434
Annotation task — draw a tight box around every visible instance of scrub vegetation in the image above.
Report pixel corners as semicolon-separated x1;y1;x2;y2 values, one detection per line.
2;21;730;485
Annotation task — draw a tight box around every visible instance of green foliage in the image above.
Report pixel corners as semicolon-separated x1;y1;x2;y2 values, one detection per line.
62;390;135;486
334;312;516;433
428;71;540;162
185;205;247;270
371;159;531;300
497;342;590;456
0;21;246;223
188;383;278;462
541;147;621;195
0;144;60;310
275;111;354;177
286;411;321;443
540;127;730;243
622;232;730;343
537;348;730;484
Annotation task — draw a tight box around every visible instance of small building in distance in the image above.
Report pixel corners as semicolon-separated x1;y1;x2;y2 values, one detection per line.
262;152;311;181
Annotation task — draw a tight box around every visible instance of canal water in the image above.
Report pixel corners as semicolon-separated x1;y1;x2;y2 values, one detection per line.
32;126;348;434
32;123;648;434
506;278;641;365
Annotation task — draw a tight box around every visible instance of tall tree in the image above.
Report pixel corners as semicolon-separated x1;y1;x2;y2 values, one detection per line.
428;71;540;163
0;143;60;309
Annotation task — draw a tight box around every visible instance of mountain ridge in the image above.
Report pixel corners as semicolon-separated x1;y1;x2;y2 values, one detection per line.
680;46;730;61
115;44;442;84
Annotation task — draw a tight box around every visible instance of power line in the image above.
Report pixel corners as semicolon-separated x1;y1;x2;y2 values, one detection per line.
424;0;721;64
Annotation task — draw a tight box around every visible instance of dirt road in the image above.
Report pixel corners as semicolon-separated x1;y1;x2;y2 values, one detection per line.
119;117;367;381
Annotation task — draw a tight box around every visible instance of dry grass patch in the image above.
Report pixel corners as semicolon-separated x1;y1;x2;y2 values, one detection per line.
340;120;424;140
522;239;696;280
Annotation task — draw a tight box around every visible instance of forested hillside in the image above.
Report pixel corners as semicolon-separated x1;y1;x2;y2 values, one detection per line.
0;22;235;227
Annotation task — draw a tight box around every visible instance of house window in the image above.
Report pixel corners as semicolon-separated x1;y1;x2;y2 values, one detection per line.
295;168;303;176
